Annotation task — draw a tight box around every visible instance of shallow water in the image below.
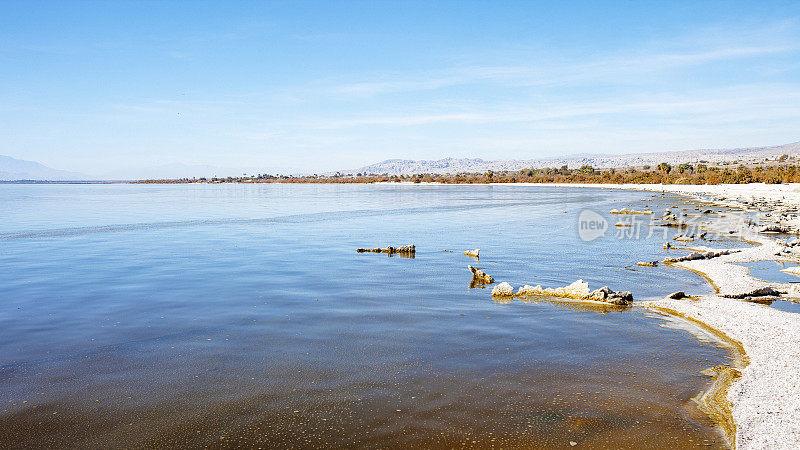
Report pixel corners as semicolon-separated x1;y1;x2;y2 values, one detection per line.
769;299;800;314
733;261;800;313
0;184;731;448
739;260;800;284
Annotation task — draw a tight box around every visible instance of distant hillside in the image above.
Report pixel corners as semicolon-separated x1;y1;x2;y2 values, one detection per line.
0;155;89;181
353;141;800;176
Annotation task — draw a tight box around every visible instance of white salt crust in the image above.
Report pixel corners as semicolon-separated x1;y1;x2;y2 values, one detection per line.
575;183;800;449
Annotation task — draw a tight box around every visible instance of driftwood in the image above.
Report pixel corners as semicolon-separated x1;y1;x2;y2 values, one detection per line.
356;244;415;255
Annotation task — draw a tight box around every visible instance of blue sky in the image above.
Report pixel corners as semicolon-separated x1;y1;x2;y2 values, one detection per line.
2;0;800;175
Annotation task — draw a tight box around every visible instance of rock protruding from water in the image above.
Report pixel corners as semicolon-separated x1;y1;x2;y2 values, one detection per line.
722;287;784;300
658;209;688;228
610;207;652;215
664;249;736;263
514;279;633;305
463;249;480;258
760;224;796;234
468;265;494;284
356;244;416;255
637;261;659;267
491;282;514;297
587;286;634;305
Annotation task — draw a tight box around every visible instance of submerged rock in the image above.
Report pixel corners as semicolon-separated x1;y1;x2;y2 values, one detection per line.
468;265;494;284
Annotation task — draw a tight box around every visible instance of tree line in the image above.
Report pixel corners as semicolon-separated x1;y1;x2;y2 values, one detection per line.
138;158;800;185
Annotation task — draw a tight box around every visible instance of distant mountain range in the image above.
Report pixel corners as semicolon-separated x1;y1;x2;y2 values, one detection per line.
0;155;88;181
4;140;800;181
352;141;800;176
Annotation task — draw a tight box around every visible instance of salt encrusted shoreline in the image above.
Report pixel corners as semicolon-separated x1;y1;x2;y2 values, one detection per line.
644;296;800;449
403;181;800;447
582;183;800;449
473;182;800;448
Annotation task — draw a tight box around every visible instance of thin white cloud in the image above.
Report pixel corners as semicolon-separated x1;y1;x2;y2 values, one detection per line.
297;84;800;130
58;19;800;173
326;43;798;96
324;19;800;97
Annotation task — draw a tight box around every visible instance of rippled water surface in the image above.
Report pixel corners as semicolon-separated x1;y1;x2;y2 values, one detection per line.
0;184;731;448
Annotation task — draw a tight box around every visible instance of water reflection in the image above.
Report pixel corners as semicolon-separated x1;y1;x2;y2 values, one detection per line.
0;184;731;448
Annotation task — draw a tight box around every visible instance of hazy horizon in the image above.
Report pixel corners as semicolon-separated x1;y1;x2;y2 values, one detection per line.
2;1;800;175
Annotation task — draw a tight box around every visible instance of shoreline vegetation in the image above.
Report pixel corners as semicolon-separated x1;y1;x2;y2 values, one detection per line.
135;156;800;185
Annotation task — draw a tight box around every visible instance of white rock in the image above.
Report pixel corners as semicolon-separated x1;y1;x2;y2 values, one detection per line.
491;282;514;297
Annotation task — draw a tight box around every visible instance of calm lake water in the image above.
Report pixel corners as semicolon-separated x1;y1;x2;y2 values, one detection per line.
0;184;732;448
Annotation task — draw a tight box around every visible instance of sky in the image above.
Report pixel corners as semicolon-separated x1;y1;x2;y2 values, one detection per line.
2;0;800;176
